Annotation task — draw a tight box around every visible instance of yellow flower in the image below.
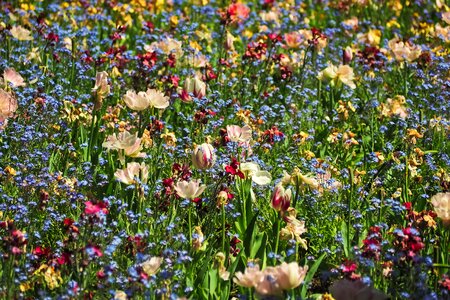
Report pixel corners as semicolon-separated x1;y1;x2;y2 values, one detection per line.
318;63;356;89
10;25;33;41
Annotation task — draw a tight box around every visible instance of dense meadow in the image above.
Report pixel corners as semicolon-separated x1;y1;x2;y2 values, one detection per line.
0;0;449;299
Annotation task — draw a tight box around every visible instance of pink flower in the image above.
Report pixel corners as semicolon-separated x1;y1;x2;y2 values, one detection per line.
0;89;18;124
227;3;250;23
3;68;25;87
226;125;252;143
84;201;108;215
174;179;206;199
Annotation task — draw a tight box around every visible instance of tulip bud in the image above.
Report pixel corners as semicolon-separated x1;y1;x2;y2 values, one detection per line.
271;183;292;212
343;46;353;65
192;143;215;170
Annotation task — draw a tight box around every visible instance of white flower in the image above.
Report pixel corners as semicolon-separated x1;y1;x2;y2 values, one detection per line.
240;162;272;185
174;180;206;199
141;256;163;276
226;125;252;143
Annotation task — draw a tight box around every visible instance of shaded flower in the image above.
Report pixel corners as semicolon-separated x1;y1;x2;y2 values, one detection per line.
330;279;388;300
141;256;163;276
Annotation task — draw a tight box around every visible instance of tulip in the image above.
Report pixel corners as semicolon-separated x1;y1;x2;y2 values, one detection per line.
271;183;292;212
192;143;215;170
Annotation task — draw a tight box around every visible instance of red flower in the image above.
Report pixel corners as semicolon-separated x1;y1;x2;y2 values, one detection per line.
225;157;245;179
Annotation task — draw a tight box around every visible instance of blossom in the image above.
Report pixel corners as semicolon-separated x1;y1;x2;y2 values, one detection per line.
10;25;33;41
430;192;450;227
0;89;18;123
141;256;163;276
92;71;110;109
280;216;308;249
233;265;264;288
179;76;206;102
123;89;169;111
443;11;450;25
272;183;292;212
192;143;215;170
174;179;206;199
240;162;272;185
227;3;251;23
234;262;308;296
273;262;308;290
318;63;356;89
3;68;25;87
226;124;252;143
144;37;184;59
388;37;422;62
114;162;148;185
102;131;146;162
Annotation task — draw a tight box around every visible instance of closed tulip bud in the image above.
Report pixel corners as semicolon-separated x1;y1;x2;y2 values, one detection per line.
343;46;353;64
272;183;291;212
192;143;216;170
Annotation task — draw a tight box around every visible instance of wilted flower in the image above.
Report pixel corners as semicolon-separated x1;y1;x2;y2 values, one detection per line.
174;179;206;199
102;131;146;162
92;71;110;110
388;37;422;62
3;68;25;88
192;226;206;251
240;162;272;185
10;25;33;41
114;162;149;185
145;37;184;59
280;216;308;249
318;63;356;89
192;143;216;170
141;256;163;276
227;124;252;143
430;192;450;227
272;183;292;212
0;89;18;123
330;279;388;300
442;11;450;24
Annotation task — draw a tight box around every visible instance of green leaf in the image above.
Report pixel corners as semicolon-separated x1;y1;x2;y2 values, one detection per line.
208;268;218;298
243;213;259;258
301;253;326;299
340;221;349;258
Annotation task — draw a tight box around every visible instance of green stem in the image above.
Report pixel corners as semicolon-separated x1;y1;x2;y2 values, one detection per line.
273;215;281;265
222;203;226;253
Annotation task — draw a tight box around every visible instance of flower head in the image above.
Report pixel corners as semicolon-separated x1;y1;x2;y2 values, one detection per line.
318;63;356;89
430;192;450;228
174;179;206;199
226;125;252;143
192;143;216;170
